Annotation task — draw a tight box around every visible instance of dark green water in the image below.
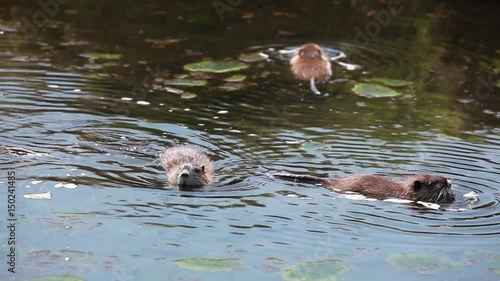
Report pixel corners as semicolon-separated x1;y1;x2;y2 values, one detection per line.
0;1;499;280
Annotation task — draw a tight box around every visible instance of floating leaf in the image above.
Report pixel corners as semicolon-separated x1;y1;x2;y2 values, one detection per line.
239;52;268;62
31;275;86;281
224;74;246;82
300;141;325;151
372;77;413;87
79;52;122;60
352;83;401;98
23;192;52;200
175;257;243;272
283;260;348;281
387;253;461;272
180;92;197;99
184;60;249;73
164;79;207;86
57;249;92;261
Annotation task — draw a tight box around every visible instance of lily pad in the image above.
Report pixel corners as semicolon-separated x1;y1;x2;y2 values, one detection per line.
352;83;401;98
387;252;461;272
31;275;86;281
224;74;246;82
164;79;207;86
79;52;122;60
283;260;348;281
184;60;249;73
180;92;197;99
239;52;269;62
175;257;243;272
372;77;413;87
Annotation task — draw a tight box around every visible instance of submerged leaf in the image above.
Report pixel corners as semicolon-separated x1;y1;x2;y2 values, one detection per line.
372;77;413;87
31;275;86;281
283;260;348;281
387;252;461;272
352;83;401;98
184;60;249;73
175;257;243;272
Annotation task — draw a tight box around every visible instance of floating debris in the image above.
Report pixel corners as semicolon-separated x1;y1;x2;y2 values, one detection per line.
79;52;122;60
23;192;52;200
239;52;268;62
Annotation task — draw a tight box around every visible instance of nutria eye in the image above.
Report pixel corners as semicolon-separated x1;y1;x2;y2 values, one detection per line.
429;180;438;186
194;168;201;173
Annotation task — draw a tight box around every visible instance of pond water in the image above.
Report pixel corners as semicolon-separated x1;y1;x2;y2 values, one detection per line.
1;1;499;280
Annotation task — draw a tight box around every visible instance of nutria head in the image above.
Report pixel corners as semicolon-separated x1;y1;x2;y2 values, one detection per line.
409;175;455;203
174;163;210;189
297;43;324;60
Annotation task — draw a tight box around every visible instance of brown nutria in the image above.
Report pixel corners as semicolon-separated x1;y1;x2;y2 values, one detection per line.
160;146;214;189
290;43;332;95
271;173;455;203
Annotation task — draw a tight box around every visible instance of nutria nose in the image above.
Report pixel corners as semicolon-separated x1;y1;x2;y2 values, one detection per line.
180;172;189;178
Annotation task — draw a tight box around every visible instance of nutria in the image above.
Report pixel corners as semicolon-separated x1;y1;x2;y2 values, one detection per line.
271;173;455;203
160;146;214;189
290;43;332;95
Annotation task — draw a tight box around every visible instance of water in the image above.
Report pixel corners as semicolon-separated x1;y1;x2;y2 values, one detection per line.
0;1;499;280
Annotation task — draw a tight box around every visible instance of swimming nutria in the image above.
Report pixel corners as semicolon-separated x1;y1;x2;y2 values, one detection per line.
271;173;455;203
290;43;332;95
160;146;215;189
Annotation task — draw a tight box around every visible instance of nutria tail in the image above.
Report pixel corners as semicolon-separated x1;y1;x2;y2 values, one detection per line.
271;173;327;185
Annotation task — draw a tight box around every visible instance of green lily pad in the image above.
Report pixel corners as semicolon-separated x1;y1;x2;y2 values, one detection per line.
31;275;86;281
352;83;401;98
239;52;269;62
184;60;249;73
387;253;461;272
175;257;243;272
372;77;412;87
79;52;122;60
283;260;348;281
180;92;197;99
164;79;207;86
225;74;246;82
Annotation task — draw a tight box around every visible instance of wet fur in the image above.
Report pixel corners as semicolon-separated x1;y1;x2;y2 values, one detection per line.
272;173;455;203
160;146;214;188
290;43;332;95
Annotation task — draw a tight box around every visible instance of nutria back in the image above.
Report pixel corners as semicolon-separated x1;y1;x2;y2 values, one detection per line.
326;174;454;203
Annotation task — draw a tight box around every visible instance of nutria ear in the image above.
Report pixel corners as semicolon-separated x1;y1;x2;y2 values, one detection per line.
413;180;422;191
201;165;205;173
